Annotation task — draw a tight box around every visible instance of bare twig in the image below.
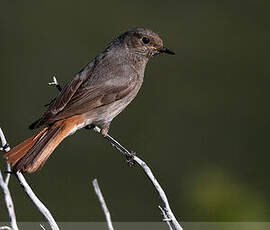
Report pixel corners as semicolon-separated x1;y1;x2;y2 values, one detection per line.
5;163;11;185
0;172;18;230
0;128;19;230
134;157;182;230
93;126;183;230
0;128;10;152
15;172;60;230
92;179;114;230
159;205;173;230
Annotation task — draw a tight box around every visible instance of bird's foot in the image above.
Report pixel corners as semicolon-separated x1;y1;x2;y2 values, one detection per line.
100;125;110;137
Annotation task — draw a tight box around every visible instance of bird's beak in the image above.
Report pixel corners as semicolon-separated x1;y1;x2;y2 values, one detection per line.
148;45;175;55
159;46;175;55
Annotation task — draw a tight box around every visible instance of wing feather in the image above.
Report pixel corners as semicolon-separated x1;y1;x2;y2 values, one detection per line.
45;78;137;122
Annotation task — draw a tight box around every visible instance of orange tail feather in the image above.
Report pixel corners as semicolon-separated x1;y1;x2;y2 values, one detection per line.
4;116;83;173
4;128;48;167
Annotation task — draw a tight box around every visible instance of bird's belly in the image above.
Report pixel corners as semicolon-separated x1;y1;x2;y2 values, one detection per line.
67;97;133;137
104;100;129;122
92;88;140;126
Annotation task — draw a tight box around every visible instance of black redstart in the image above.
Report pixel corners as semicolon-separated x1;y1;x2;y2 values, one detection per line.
5;27;175;173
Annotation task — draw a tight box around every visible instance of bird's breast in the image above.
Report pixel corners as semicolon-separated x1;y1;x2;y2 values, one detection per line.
91;79;143;125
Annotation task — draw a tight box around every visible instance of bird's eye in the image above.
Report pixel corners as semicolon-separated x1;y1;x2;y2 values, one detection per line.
142;37;150;44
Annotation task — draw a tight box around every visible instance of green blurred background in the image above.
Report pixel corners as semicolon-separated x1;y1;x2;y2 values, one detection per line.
0;0;270;223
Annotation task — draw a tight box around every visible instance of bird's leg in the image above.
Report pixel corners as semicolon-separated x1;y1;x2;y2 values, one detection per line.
100;124;110;137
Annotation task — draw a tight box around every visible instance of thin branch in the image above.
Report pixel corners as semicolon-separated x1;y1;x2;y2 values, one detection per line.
15;172;60;230
0;172;18;230
5;163;11;185
0;128;11;152
133;156;182;230
0;128;19;230
159;205;173;230
92;179;114;230
0;128;11;183
93;126;183;230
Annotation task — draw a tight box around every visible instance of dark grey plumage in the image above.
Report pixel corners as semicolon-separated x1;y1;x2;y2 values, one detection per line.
30;28;174;133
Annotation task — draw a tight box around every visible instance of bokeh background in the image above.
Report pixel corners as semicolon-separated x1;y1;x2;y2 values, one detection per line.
0;0;270;224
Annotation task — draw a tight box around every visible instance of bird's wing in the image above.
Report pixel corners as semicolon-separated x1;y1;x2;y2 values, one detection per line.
31;65;138;128
49;73;86;114
52;78;138;121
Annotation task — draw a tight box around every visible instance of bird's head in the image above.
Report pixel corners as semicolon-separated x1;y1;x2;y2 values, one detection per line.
115;27;175;58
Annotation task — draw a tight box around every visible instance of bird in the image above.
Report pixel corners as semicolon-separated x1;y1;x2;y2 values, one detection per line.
4;27;175;173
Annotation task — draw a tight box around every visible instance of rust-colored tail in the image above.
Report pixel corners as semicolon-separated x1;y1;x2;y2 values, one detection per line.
4;118;80;173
